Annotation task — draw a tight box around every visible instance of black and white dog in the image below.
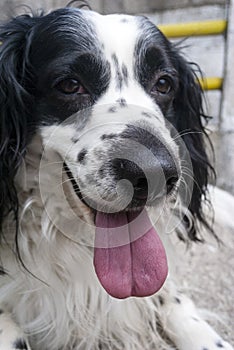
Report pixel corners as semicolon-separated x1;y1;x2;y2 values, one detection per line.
0;5;233;350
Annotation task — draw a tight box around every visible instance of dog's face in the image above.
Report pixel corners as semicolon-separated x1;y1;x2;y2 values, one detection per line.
0;8;212;299
33;9;180;212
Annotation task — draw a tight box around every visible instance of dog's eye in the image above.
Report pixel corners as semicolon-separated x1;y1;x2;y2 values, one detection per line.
56;79;87;95
152;77;172;95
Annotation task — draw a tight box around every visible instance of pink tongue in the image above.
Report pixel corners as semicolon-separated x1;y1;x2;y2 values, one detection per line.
94;209;168;299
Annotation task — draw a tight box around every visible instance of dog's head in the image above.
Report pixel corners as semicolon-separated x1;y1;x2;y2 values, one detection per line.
0;7;213;297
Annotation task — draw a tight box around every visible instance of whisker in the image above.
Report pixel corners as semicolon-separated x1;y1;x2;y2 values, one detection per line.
172;130;203;142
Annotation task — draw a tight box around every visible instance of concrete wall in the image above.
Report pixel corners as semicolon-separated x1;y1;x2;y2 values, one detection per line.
0;0;233;192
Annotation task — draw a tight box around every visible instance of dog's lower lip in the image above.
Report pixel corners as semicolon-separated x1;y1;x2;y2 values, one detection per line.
63;162;87;206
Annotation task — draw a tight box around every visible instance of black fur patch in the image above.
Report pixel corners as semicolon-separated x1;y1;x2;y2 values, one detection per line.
13;338;28;350
122;63;128;85
108;106;117;113
72;136;79;143
216;341;224;348
111;55;129;90
77;149;88;163
116;98;127;107
174;297;181;304
158;296;164;305
101;133;118;140
142;111;153;119
112;53;123;90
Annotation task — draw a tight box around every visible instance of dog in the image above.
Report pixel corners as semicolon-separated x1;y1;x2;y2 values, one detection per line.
0;5;233;350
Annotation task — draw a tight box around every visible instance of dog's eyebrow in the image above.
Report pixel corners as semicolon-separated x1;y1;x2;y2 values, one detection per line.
48;53;103;73
143;46;172;69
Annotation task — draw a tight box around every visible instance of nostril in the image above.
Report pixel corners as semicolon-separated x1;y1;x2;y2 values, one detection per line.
166;176;179;194
134;177;148;200
111;157;179;204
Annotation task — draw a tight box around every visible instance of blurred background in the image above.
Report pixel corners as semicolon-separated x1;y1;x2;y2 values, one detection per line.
0;0;233;342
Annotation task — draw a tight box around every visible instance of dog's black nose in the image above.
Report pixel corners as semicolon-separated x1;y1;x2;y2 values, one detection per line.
112;157;179;203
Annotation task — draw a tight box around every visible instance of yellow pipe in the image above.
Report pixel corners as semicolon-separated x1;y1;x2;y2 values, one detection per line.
158;20;227;38
198;77;223;91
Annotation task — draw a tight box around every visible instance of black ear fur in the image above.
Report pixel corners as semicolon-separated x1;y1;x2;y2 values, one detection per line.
171;50;215;241
0;15;39;238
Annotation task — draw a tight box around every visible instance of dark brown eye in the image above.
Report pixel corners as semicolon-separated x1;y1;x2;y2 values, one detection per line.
56;79;87;95
153;77;172;95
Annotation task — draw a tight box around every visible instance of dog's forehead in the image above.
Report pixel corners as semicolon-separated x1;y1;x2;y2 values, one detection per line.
86;11;140;58
32;9;153;69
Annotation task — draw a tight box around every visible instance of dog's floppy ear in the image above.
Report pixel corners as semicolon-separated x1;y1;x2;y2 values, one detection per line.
0;14;39;236
171;50;215;241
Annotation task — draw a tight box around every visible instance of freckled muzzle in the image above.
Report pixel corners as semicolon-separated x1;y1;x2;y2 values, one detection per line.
66;123;180;213
64;104;181;214
72;125;180;213
80;127;180;215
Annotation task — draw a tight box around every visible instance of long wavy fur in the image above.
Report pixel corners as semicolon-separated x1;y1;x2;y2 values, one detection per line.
170;47;216;240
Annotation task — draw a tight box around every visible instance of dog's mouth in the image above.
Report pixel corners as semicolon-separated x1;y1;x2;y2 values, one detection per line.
64;162;168;299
